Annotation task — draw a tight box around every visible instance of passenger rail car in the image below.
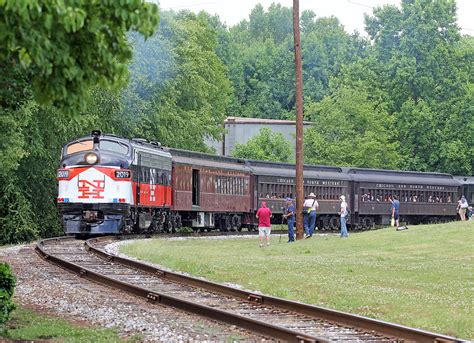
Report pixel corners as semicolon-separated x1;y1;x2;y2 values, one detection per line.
169;148;252;231
247;160;351;230
57;131;467;235
348;168;460;228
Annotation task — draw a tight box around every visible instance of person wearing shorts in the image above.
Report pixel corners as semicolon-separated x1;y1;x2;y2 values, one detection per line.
391;195;400;227
256;201;272;247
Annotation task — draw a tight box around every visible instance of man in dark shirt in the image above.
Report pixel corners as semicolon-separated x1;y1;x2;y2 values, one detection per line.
391;195;400;227
256;201;272;247
283;198;295;242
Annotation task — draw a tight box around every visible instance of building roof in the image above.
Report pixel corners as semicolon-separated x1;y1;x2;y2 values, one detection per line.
225;116;313;125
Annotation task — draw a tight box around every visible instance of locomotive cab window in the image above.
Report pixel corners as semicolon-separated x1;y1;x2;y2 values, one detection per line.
99;140;129;155
66;140;93;155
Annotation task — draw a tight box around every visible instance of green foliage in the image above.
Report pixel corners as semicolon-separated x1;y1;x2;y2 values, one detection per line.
232;128;292;163
395;99;438;171
0;0;159;111
225;4;366;119
0;263;16;327
362;0;473;174
304;83;401;169
0;178;39;244
121;12;233;151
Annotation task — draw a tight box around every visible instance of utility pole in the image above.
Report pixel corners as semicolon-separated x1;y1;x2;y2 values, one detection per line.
293;0;304;240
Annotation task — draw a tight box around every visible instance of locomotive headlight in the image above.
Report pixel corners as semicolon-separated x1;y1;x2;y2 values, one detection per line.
85;152;98;165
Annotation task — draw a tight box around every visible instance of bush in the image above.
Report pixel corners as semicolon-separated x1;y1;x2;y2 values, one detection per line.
0;263;16;327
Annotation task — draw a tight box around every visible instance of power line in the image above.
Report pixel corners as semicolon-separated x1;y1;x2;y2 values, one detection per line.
161;1;216;10
347;0;374;9
347;0;473;34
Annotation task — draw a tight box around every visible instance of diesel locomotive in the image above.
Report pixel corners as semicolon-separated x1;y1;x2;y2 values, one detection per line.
57;131;471;235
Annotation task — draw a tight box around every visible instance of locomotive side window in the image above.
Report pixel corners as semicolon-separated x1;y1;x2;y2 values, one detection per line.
66;140;93;155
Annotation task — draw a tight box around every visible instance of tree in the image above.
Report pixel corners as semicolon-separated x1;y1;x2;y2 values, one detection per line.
304;83;401;169
0;263;15;328
121;11;233;151
224;5;366;118
232;128;292;163
302;16;368;103
364;0;472;173
0;0;159;111
0;2;160;244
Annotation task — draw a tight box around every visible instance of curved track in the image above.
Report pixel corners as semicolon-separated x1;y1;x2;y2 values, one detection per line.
36;236;465;342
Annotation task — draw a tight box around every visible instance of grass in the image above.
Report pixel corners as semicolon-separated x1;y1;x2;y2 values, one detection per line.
121;220;474;340
1;305;140;343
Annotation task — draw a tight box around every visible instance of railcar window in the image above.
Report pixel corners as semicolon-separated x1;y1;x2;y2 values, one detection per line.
419;192;424;202
100;140;129;155
66;140;93;155
149;168;156;184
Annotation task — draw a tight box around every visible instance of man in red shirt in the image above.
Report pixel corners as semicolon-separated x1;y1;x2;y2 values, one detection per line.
256;201;272;247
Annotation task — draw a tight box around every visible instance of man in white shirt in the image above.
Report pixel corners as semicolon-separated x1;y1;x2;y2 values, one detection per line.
303;192;319;238
340;195;348;238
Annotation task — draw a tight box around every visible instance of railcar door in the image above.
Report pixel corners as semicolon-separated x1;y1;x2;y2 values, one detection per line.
192;169;200;206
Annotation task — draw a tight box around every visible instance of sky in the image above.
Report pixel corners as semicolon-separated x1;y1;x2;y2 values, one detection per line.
157;0;473;36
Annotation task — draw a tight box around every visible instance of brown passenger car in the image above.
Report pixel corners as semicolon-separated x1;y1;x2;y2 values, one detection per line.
169;149;252;231
348;168;460;228
247;160;351;230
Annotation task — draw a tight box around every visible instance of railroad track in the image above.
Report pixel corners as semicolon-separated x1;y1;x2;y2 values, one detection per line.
36;237;465;342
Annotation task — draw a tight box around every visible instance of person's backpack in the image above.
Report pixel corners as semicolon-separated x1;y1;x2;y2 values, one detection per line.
346;205;351;215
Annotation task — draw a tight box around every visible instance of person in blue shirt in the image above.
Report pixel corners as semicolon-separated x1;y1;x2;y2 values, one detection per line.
390;195;400;227
283;198;295;242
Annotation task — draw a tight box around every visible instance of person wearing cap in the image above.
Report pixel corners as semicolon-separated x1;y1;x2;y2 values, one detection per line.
256;201;272;247
283;198;295;242
303;193;319;238
340;195;349;238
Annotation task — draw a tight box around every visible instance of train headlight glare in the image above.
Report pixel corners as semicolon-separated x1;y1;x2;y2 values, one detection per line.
85;153;98;165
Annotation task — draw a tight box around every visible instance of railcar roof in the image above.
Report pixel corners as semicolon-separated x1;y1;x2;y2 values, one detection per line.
347;168;461;186
169;148;249;172
246;160;351;180
454;176;474;185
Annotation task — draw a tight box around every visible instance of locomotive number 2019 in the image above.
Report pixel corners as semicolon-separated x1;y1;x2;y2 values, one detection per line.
115;170;131;179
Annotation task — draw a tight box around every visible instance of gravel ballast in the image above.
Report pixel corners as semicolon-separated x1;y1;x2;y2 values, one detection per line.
0;243;261;342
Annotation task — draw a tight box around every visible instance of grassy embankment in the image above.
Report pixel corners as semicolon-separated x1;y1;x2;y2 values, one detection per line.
121;221;474;340
1;305;140;342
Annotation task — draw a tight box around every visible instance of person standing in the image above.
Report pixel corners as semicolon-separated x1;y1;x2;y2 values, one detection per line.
340;195;348;238
457;195;469;221
303;193;319;238
283;198;295;242
256;201;272;247
391;195;400;227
